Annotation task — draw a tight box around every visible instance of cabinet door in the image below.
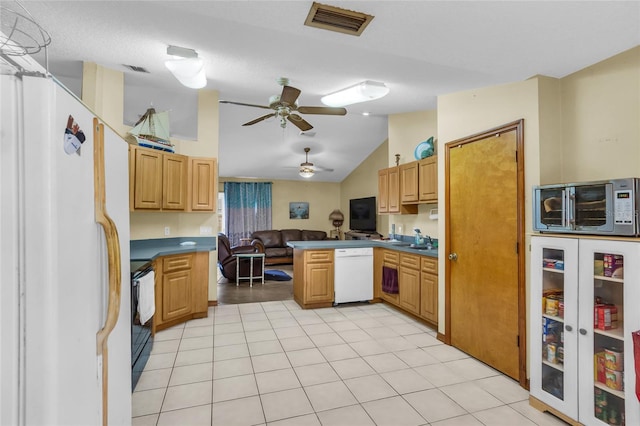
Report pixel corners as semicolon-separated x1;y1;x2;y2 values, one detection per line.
380;250;399;305
577;239;640;426
378;168;389;214
190;158;216;211
388;167;401;214
133;148;162;209
400;162;419;204
162;153;188;210
305;262;334;303
420;257;438;324
418;156;437;203
530;236;579;420
161;269;193;322
399;265;420;315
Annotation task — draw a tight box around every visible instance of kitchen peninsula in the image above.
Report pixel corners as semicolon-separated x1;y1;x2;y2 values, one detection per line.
288;240;439;326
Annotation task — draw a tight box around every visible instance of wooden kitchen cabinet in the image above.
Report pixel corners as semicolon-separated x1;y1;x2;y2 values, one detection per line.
375;249;400;305
399;253;420;315
400;161;419;204
418;155;437;203
189;157;217;211
419;256;438;324
377;166;417;215
293;249;334;309
152;251;208;334
130;146;218;212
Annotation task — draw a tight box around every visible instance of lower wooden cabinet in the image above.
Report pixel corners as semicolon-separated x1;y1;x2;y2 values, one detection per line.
374;248;438;326
293;249;334;309
152;251;209;334
419;257;438;324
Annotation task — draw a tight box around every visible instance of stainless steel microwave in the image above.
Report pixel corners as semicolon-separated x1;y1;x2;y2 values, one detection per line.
533;178;640;236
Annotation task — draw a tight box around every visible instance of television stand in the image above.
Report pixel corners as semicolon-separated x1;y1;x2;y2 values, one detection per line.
344;231;381;241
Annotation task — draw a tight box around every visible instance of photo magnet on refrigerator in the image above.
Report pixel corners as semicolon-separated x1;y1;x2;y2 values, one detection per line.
63;114;86;155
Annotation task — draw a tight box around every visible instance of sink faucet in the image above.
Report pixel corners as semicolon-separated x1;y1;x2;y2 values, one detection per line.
424;235;433;249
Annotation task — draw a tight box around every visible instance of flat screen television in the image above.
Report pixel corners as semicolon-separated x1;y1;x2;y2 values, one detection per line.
349;196;376;232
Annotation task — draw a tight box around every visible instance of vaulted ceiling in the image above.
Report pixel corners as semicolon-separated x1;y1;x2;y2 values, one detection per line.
9;1;640;182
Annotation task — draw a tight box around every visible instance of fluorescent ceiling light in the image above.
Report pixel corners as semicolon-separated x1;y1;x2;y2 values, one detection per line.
165;45;207;89
321;80;389;107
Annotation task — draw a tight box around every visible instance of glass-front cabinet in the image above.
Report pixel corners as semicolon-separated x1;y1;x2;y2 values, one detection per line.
530;236;640;426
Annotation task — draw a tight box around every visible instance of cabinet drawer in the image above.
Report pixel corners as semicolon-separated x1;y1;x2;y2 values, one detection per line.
163;254;193;272
400;253;420;270
305;250;333;263
421;257;437;274
383;250;399;264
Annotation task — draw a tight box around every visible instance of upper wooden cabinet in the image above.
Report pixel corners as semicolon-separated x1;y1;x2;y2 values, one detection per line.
400;162;419;204
189;158;217;211
378;166;417;215
418;156;437;203
129;146;217;212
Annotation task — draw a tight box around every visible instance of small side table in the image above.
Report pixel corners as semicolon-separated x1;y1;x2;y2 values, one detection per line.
234;253;265;287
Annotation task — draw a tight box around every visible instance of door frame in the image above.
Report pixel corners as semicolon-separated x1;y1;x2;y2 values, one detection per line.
443;119;527;387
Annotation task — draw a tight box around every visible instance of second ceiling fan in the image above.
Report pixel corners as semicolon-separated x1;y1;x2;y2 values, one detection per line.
220;78;347;131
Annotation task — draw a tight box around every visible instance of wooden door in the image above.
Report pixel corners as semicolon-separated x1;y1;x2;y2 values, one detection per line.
162;269;192;321
388;167;401;214
400;162;419;203
190;158;217;211
133;147;162;210
162;153;188;210
445;120;525;383
420;257;438;324
377;168;389;213
399;267;420;315
418;156;438;202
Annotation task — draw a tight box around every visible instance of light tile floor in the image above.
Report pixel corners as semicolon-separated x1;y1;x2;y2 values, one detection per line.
132;301;567;426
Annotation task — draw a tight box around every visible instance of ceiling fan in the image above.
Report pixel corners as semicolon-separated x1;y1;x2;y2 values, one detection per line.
219;78;347;131
298;147;334;178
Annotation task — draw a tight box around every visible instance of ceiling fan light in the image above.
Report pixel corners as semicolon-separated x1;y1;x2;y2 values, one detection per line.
165;46;207;89
299;167;315;178
321;80;389;107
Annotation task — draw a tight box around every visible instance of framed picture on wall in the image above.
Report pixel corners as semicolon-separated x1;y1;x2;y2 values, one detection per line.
289;202;309;219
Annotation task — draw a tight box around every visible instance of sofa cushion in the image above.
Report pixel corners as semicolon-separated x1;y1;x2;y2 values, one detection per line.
281;229;302;245
265;247;288;257
252;230;282;248
301;230;327;241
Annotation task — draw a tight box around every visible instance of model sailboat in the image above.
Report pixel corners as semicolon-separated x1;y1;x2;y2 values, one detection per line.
128;107;174;152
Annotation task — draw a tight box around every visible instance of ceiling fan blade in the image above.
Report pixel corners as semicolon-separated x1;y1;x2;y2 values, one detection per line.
280;86;301;106
315;165;335;172
287;114;313;131
297;106;347;116
220;100;272;110
242;113;276;126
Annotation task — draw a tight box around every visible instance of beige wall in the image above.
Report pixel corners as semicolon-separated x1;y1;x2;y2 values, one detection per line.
219;178;341;234
82;63;220;301
387;110;439;240
340;140;389;237
560;46;640;181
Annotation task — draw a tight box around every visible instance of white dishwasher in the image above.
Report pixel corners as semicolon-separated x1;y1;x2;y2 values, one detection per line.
334;247;374;304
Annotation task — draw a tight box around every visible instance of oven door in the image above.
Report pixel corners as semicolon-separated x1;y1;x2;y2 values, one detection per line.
570;183;614;233
533;185;571;232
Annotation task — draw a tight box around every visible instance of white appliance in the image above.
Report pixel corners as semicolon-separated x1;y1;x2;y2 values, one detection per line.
334;247;374;304
1;53;131;424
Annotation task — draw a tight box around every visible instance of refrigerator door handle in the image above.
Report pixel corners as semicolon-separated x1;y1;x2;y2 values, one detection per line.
93;118;122;426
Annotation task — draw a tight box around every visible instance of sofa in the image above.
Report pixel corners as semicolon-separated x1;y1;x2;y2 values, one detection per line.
251;229;328;265
217;233;264;281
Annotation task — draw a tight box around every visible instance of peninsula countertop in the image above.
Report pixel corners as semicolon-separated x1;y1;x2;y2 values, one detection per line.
130;237;217;262
286;239;438;258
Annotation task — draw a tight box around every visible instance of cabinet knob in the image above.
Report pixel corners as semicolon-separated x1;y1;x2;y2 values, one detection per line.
448;253;458;261
579;328;587;335
565;325;573;332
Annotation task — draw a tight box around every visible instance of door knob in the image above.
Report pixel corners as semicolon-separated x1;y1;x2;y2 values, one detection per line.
565;325;573;332
448;253;458;261
579;328;587;335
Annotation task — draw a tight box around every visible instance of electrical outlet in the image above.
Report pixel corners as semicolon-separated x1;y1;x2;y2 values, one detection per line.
164;226;170;236
200;226;212;235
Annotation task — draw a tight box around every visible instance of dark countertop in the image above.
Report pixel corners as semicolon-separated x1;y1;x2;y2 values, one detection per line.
130;237;217;262
286;239;438;258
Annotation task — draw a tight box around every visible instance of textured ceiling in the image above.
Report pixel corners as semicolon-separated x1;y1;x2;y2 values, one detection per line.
9;1;640;182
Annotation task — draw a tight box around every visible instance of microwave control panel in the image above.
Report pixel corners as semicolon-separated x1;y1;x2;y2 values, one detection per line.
614;189;634;224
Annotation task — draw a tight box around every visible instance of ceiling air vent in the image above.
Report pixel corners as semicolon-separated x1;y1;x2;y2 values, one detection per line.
304;2;374;36
123;64;149;73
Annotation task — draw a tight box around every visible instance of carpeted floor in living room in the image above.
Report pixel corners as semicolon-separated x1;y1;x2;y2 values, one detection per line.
217;265;294;305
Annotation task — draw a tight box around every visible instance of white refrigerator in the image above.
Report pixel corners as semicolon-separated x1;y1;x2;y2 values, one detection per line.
1;54;131;425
